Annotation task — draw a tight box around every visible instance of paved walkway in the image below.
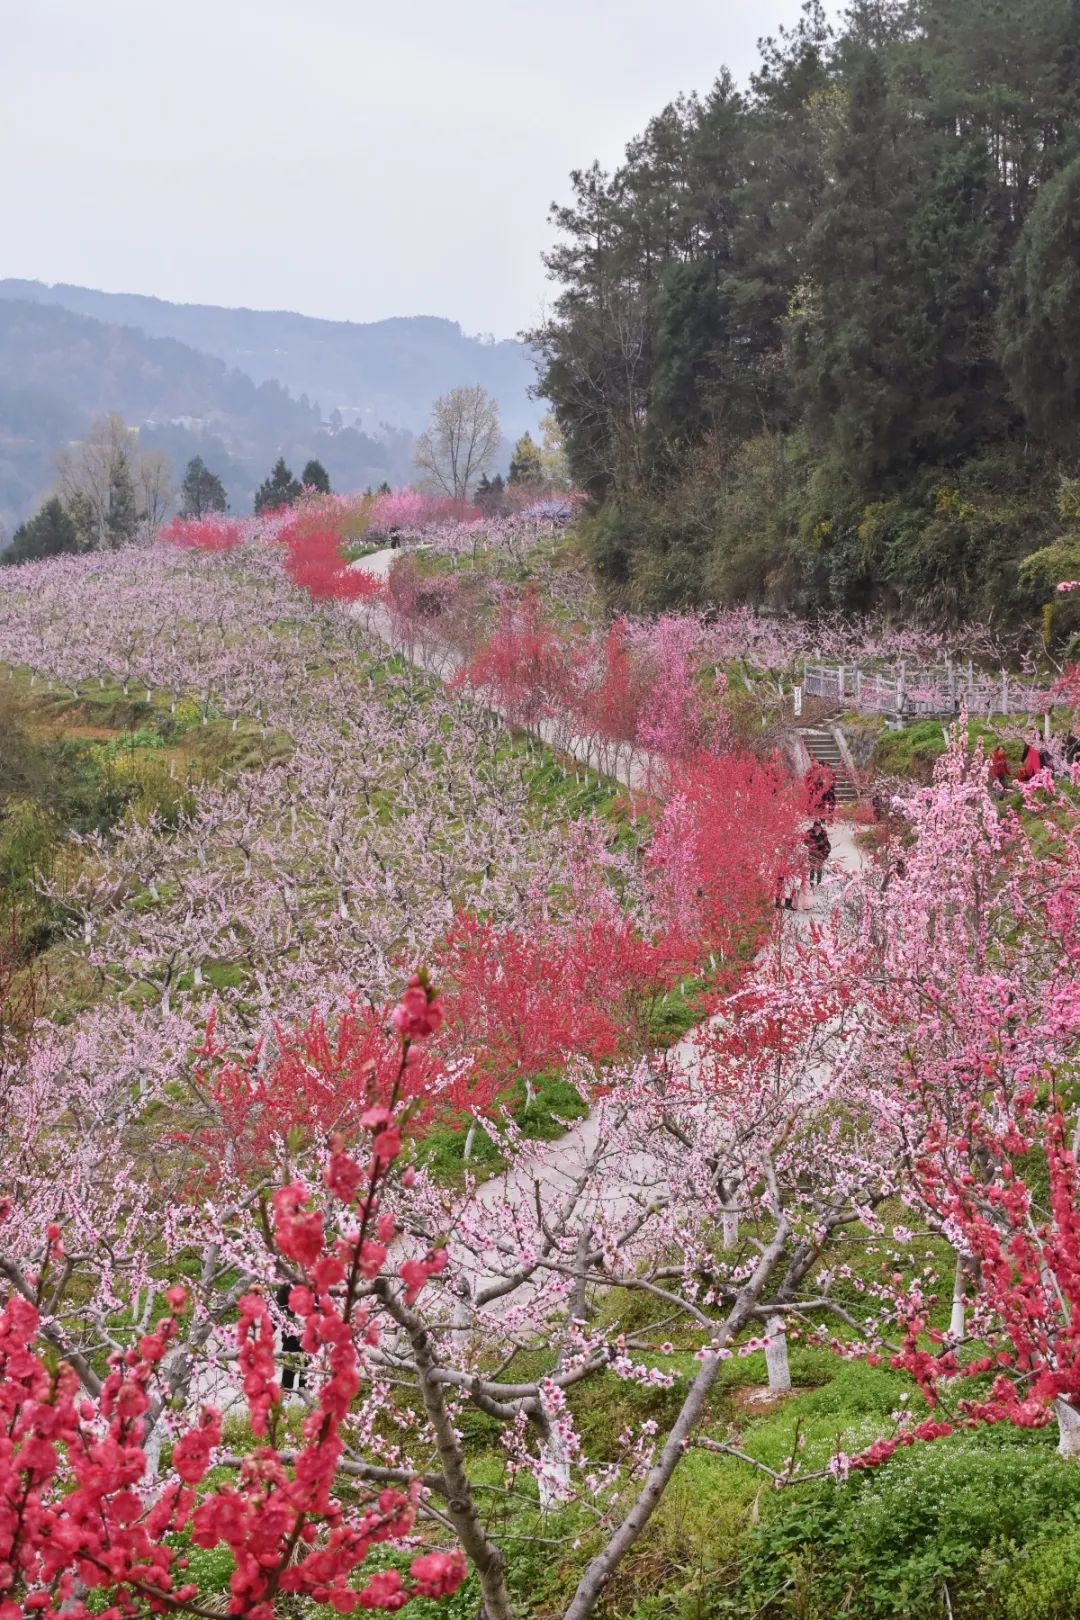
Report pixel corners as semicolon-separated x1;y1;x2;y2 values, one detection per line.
346;545;867;1286
189;553;868;1406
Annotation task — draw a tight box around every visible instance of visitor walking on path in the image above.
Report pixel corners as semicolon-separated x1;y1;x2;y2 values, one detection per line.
276;1281;306;1393
804;763;836;820
805;819;831;889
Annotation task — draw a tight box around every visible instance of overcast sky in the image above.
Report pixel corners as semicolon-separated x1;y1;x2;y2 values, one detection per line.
3;0;814;339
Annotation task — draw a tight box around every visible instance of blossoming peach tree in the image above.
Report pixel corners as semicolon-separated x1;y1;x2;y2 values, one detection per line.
0;942;900;1620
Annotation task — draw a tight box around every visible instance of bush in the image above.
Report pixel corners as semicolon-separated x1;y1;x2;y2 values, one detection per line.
739;1429;1080;1619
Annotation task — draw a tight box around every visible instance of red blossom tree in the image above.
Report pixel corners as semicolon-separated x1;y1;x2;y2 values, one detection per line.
647;749;804;965
0;977;465;1617
161;517;245;552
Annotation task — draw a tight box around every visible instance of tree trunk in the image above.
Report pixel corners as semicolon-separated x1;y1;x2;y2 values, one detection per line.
949;1251;971;1340
1057;1397;1080;1457
463;1116;478;1160
537;1400;571;1511
721;1202;739;1250
570;1224;592;1324
563;1212;792;1620
451;1280;471;1353
765;1315;792;1394
391;1298;515;1620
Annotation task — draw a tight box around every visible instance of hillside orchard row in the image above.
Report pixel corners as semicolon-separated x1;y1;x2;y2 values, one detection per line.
0;505;1078;1616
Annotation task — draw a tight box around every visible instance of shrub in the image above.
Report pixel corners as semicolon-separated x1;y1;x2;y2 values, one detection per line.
739;1430;1080;1619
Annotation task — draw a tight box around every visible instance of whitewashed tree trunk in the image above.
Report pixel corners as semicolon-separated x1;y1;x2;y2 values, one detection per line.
721;1200;739;1250
1057;1398;1080;1457
538;1401;571;1511
463;1115;478;1160
143;1422;164;1482
765;1314;792;1394
949;1250;969;1340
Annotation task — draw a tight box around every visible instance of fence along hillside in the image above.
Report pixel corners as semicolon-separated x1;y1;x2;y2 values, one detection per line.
802;660;1054;719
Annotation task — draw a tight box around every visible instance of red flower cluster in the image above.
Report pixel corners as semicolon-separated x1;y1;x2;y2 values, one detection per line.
279;513;383;604
160;516;244;552
391;972;445;1041
0;999;464;1618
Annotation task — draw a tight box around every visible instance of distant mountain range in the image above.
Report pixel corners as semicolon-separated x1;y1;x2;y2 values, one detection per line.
0;280;538;535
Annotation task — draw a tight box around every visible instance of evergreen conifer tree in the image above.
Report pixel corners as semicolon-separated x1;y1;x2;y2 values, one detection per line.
1;498;80;566
180;457;228;519
254;458;302;514
508;432;543;486
1000;153;1080;452
301;459;331;494
105;453;139;548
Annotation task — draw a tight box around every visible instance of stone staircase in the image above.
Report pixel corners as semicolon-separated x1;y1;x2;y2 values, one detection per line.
799;726;858;802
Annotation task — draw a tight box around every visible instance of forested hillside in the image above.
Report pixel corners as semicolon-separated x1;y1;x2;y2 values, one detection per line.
0;299;411;529
0;280;538;438
531;0;1080;624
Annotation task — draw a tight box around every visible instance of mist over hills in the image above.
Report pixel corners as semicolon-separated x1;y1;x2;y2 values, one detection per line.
0;280;539;534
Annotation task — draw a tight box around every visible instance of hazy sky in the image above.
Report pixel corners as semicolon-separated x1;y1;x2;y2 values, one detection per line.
3;0;813;338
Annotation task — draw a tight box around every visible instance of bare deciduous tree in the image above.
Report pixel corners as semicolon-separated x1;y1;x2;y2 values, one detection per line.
53;414;174;548
414;385;501;506
136;450;174;538
54;413;137;550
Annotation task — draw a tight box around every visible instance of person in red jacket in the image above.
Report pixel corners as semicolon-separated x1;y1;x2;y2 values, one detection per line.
989;745;1010;794
1016;734;1043;784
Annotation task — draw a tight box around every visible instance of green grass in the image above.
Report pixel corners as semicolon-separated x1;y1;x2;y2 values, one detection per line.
417;1069;590;1186
871;717;1018;782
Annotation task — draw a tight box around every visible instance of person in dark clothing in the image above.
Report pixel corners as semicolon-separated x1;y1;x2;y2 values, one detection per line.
805;820;831;888
276;1281;306;1392
1064;731;1080;767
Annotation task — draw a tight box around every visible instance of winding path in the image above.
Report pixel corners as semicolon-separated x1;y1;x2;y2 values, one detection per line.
347;544;866;1218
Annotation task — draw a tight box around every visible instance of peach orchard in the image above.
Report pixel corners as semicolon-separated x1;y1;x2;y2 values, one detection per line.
0;500;1078;1616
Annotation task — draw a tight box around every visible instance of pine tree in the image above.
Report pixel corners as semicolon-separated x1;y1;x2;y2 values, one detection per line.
788;37;941;485
180;457;228;519
254;457;302;515
1;498;80;566
508;432;543;486
301;459;331;494
105;453;139;548
1000;153;1080;452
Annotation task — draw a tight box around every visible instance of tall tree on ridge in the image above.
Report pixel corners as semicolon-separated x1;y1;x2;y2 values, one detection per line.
53;412;140;551
414;385;501;505
301;458;331;494
254;457;302;514
508;432;543;487
1000;153;1080;456
180;456;228;519
1;497;80;566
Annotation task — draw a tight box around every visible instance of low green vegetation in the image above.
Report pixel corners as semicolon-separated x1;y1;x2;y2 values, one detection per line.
0;673;289;970
870;718;1016;783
